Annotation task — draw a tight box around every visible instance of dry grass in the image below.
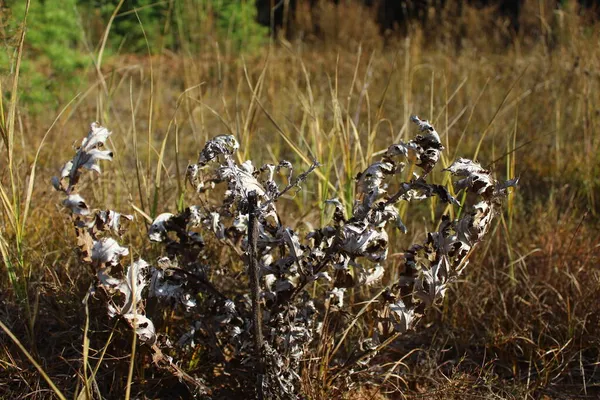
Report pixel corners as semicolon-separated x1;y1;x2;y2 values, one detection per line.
1;1;600;399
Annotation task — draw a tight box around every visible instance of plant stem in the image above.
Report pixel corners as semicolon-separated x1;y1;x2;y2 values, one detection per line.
247;190;264;398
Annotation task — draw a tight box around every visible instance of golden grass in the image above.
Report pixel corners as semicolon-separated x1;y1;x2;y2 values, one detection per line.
1;1;599;398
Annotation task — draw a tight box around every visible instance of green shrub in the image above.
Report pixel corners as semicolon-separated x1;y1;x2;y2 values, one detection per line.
213;0;268;51
0;0;269;112
81;0;171;53
80;0;268;55
174;0;268;54
1;0;87;113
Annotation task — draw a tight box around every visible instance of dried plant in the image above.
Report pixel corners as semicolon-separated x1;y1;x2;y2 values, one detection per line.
53;117;517;398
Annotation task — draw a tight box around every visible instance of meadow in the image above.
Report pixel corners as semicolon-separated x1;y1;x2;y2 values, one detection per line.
0;1;599;399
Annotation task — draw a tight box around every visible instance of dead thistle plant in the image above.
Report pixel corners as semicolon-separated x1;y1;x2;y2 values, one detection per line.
53;117;517;399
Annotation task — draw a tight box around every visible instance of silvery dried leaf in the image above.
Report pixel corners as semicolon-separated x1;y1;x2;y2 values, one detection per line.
223;299;236;314
275;275;299;292
409;115;444;172
220;163;267;197
313;271;332;282
82;122;111;150
91;238;129;266
240;160;255;174
264;274;277;293
454;172;494;196
233;213;249;232
124;313;156;343
97;268;122;290
51;161;74;191
385;143;408;159
471;203;494;239
186;164;204;192
110;259;156;342
187;206;203;227
415;257;450;306
149;213;174;242
495;177;520;196
340;223;389;262
81;149;113;172
63;194;90;215
207;212;225;239
96;210;133;234
148;263;197;311
282;228;304;261
411;115;440;141
455;201;493;245
118;259;149;314
356;161;394;196
198;134;239;166
354;160;397;219
70;123;113;177
444;158;486;176
363;264;385;286
389;300;415;333
328;287;346;308
181;293;197;309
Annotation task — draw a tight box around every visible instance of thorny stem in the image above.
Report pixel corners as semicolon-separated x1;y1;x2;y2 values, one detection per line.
273;236;339;310
150;344;210;394
247;190;265;397
259;160;320;210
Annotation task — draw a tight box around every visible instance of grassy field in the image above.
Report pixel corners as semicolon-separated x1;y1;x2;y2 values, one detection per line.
1;1;599;399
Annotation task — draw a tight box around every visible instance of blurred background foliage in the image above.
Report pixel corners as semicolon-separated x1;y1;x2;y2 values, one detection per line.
1;0;87;110
2;0;598;114
0;0;267;113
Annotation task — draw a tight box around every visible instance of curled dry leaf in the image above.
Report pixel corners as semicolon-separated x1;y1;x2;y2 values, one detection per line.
198;134;239;165
408;115;444;173
91;237;129;266
362;264;385;286
52;122;113;193
339;223;389;262
63;194;90;215
444;157;486;176
388;300;416;333
149;213;174;242
103;259;156;343
96;210;134;234
328;287;347;308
